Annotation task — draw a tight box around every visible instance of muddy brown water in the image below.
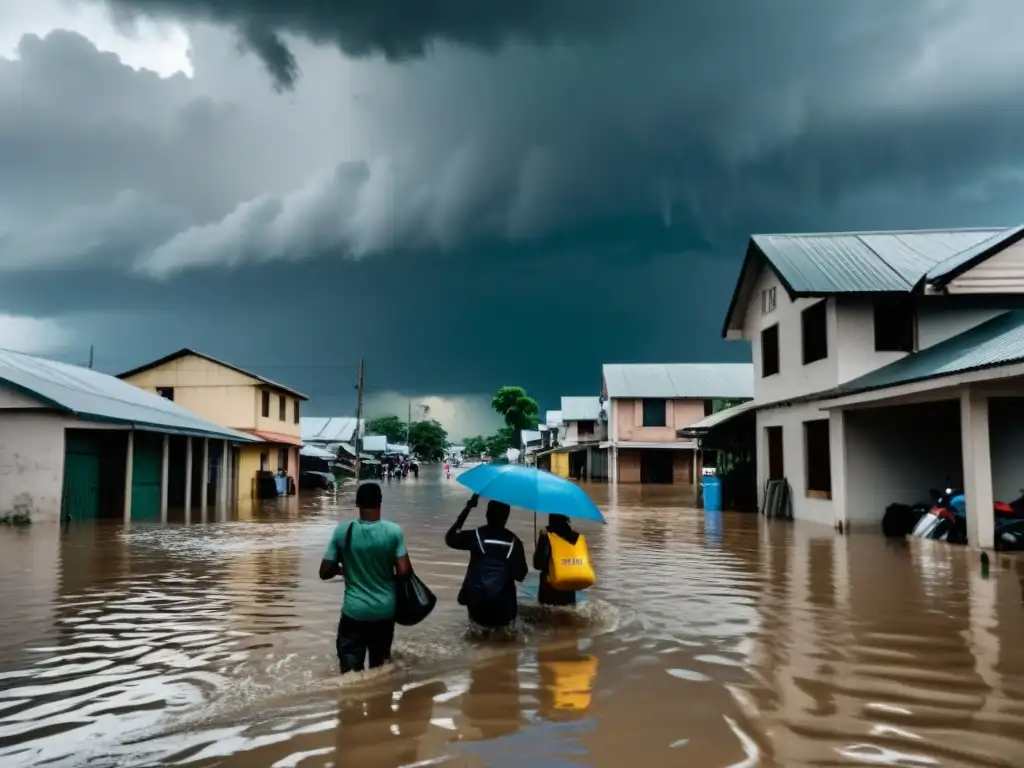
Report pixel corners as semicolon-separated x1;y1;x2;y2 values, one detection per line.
2;469;1024;767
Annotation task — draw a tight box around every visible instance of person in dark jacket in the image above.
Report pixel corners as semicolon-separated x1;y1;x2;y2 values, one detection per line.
446;494;528;628
534;514;580;607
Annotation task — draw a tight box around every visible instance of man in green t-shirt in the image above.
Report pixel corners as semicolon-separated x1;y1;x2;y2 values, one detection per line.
320;482;412;673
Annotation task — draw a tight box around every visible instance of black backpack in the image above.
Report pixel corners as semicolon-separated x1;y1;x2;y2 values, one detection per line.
460;529;516;609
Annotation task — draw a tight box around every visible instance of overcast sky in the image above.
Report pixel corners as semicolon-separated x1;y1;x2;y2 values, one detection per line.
3;1;1024;438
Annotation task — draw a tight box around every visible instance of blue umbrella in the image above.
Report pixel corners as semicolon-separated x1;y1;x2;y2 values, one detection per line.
457;463;606;523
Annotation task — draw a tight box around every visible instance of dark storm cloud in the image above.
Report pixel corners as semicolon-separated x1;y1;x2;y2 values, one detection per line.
100;0;647;87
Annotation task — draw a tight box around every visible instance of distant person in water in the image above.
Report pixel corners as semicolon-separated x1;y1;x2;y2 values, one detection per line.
534;514;580;607
446;494;528;629
319;482;412;674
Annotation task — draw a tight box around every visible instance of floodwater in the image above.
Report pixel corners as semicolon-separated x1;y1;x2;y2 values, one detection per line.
2;471;1024;767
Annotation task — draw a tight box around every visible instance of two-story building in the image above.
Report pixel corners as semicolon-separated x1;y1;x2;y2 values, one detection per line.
119;349;308;502
602;363;754;487
549;396;607;480
721;227;1024;547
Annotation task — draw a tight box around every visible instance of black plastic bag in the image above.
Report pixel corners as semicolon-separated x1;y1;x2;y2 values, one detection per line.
395;572;437;626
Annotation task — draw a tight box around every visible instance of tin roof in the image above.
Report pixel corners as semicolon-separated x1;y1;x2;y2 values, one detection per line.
118;348;308;400
560;396;601;421
823;310;1024;398
723;226;1024;338
602;363;754;399
676;400;759;437
300;444;336;459
301;417;362;443
753;228;1012;294
0;348;261;442
361;435;388;453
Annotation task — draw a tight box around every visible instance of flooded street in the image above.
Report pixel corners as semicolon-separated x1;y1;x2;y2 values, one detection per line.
2;470;1024;767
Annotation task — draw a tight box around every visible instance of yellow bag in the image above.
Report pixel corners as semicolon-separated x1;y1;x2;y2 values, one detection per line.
547;533;595;591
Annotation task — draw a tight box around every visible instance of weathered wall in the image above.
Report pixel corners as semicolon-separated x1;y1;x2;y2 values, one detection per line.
0;408;66;523
617;449;641;482
613;398;706;443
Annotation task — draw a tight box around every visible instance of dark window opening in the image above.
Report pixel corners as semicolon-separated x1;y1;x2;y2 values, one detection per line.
801;300;828;365
261;390;270;418
278;447;289;472
294;399;300;424
278;394;286;421
874;302;916;353
577;420;595;438
260;451;269;471
640;450;674;484
642;398;667;427
766;426;784;481
804;419;832;498
703;399;714;417
761;324;780;377
156;387;174;401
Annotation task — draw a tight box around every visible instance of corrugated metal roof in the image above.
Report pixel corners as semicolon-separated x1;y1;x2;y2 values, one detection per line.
545;410;563;427
826;310;1024;396
602;363;754;399
676;400;759;437
386;443;410;455
362;435;387;453
560;396;601;421
0;348;260;442
300;444;336;459
301;417;362;443
752;228;1009;294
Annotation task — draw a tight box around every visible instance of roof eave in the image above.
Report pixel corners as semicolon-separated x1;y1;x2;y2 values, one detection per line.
928;225;1024;287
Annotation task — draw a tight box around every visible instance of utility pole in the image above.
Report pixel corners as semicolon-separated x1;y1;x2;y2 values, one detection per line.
88;345;94;369
407;399;412;452
353;359;365;482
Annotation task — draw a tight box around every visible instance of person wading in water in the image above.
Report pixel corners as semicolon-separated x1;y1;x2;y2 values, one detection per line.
319;482;412;673
446;494;528;629
534;514;581;607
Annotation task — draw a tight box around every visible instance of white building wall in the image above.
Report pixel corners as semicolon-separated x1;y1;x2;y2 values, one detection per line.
0;410;67;524
755;402;836;526
916;306;1006;350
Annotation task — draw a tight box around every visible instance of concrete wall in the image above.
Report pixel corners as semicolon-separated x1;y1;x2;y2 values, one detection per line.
561;419;606;445
741;263;1009;407
756;402;837;525
0;409;66;523
988;398;1024;502
842;401;963;527
612;398;705;442
551;451;569;478
237;443;264;500
255;390;302;441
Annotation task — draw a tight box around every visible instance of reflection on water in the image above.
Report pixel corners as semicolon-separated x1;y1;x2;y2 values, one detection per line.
1;473;1024;766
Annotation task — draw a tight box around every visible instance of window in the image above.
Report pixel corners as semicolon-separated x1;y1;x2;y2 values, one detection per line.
766;426;784;480
703;399;714;417
761;286;777;315
874;302;916;353
259;451;269;471
804;419;832;498
642;398;667;427
278;447;289;472
156;386;174;401
761;324;780;377
577;420;596;438
278;394;286;421
261;390;270;417
293;399;301;424
801;300;828;365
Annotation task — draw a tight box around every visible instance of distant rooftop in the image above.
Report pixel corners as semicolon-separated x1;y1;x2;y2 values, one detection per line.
0;348;260;442
560;396;601;422
602;363;754;399
302;417;362;443
545;410;563;427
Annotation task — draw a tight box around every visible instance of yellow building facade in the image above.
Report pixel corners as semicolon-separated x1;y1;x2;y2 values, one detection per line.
119;349;308;502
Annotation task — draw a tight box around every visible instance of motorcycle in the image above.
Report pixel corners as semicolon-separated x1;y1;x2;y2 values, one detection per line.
910;487;1024;550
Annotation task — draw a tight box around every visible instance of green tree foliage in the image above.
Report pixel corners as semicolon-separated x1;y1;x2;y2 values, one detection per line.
485;426;517;459
409;419;448;462
491;386;540;431
463;435;488;457
366;414;407;443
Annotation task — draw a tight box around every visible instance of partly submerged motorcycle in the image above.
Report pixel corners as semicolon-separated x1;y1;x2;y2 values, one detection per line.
908;487;1024;550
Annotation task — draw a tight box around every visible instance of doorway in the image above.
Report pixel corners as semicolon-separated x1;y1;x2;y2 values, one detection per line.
640;450;674;484
766;426;784;481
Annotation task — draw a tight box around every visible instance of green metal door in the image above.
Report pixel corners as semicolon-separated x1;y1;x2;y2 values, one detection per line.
131;432;163;521
62;433;100;521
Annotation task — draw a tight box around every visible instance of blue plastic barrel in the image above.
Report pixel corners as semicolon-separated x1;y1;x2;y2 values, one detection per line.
702;475;722;512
